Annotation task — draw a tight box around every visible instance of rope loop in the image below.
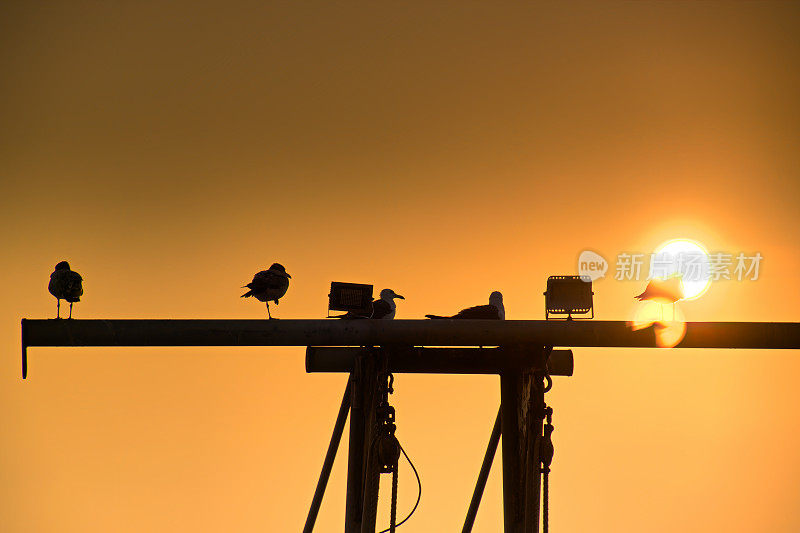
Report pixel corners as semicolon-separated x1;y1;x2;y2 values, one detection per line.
543;373;553;393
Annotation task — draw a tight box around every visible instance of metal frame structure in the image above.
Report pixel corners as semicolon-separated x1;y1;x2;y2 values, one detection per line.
20;319;800;532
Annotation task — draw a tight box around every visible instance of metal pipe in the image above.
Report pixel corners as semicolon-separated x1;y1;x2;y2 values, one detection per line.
306;347;574;376
21;319;800;378
21;319;800;349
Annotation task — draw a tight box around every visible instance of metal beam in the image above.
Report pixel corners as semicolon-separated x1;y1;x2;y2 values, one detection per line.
21;319;800;348
306;347;574;376
21;319;800;378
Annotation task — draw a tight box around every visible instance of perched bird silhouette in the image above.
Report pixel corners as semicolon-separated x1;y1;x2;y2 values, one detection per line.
426;291;505;320
635;276;684;320
241;263;291;319
331;288;405;319
48;261;83;319
371;289;405;319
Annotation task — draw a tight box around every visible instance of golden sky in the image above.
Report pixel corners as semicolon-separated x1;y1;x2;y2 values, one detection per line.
2;2;800;531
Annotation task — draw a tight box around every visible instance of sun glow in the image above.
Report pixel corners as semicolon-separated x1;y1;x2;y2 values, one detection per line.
629;301;688;347
650;238;712;300
628;237;711;347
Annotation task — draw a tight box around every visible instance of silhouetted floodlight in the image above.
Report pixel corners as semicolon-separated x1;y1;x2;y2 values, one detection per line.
544;275;594;320
328;282;373;317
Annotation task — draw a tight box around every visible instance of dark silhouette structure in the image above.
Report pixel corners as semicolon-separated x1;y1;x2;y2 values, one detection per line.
426;291;504;319
19;318;800;532
241;263;291;319
48;261;83;319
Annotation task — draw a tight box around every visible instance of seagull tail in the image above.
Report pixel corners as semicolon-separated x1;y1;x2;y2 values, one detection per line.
241;290;253;298
425;314;449;319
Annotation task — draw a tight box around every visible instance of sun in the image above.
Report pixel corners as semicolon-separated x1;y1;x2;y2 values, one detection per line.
650;238;711;300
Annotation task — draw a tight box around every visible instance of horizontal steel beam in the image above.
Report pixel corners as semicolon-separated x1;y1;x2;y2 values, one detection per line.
305;347;574;375
21;318;800;349
21;319;800;378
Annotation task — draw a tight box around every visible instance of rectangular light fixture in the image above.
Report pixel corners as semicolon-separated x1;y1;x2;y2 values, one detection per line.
544;275;594;320
328;282;373;316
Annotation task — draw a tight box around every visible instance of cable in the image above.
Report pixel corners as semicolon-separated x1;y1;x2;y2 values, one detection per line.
378;443;421;533
390;466;398;532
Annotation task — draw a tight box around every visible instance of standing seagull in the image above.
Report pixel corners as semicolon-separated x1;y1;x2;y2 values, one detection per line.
241;263;291;319
329;289;405;319
426;291;505;320
635;276;684;320
48;261;83;319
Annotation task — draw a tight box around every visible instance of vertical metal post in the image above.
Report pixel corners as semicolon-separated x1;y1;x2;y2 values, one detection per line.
524;373;546;532
345;355;367;532
359;356;382;533
500;370;525;533
344;350;381;533
499;347;547;533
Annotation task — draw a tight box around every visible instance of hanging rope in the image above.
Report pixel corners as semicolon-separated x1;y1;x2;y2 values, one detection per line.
390;462;398;532
371;370;422;533
540;405;554;533
378;443;421;533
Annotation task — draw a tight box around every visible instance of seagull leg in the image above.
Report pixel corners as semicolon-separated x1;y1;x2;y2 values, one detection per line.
56;299;61;319
68;302;74;319
266;302;272;319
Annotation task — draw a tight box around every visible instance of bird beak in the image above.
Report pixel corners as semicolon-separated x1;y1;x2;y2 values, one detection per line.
395;294;405;300
286;273;292;278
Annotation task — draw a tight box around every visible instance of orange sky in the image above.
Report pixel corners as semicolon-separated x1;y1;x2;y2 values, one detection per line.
2;2;800;531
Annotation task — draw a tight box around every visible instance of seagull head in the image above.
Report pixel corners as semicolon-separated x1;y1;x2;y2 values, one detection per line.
489;291;503;306
55;261;71;271
489;291;505;319
269;263;291;278
380;288;404;301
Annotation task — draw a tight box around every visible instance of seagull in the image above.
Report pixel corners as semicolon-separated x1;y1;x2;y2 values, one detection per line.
371;289;405;319
635;276;684;320
330;288;405;319
241;263;291;319
48;261;83;319
426;291;505;320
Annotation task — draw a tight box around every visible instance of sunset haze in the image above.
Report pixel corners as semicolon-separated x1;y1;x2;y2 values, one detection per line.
3;2;800;532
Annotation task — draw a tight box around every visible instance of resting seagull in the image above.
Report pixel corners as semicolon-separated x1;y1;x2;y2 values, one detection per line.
371;289;405;319
48;261;83;319
330;289;405;319
241;263;291;319
426;291;505;320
